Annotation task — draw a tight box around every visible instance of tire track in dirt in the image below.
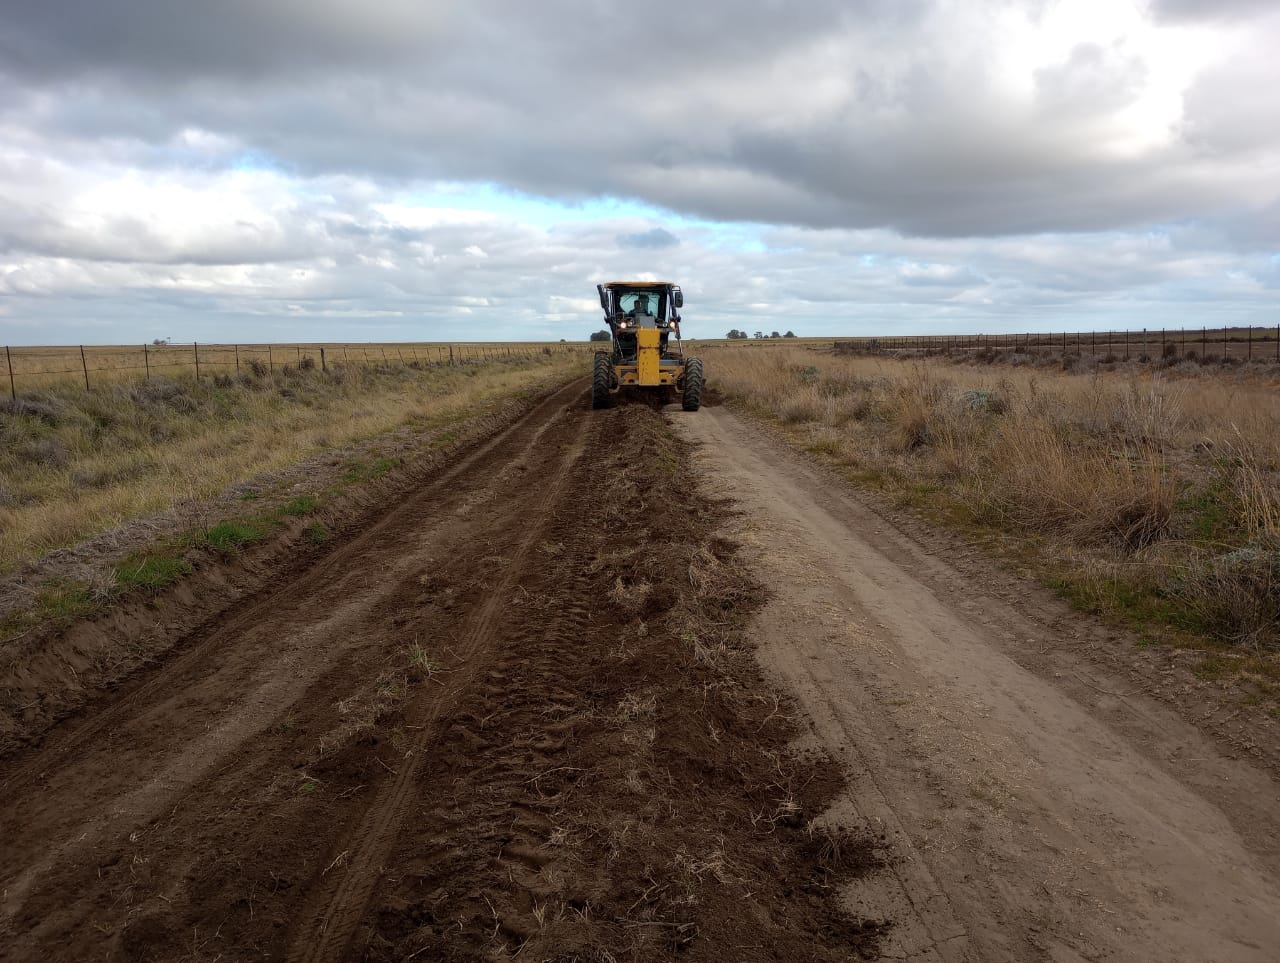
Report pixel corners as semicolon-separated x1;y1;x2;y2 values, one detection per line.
335;405;889;962
286;406;594;963
0;378;583;799
0;380;587;944
3;396;893;962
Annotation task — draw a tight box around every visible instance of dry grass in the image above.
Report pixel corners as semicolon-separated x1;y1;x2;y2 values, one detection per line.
703;346;1280;651
0;354;579;571
2;341;591;390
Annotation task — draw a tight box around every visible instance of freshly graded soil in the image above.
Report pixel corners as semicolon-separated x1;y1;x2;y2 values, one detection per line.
0;382;885;961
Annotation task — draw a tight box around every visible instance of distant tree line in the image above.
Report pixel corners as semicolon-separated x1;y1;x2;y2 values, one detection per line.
726;330;796;340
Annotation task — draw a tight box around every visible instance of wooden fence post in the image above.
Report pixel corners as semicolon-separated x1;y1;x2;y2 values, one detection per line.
268;344;273;373
1248;326;1252;362
321;347;327;372
5;345;14;400
235;344;240;373
1202;327;1207;359
144;343;150;380
193;342;200;381
80;345;90;389
449;345;455;366
1275;324;1278;362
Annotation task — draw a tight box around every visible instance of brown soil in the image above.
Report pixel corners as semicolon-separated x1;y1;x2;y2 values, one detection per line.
676;405;1280;962
0;378;560;756
0;383;885;961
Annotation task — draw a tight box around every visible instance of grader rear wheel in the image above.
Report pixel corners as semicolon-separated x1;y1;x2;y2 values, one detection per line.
681;357;704;412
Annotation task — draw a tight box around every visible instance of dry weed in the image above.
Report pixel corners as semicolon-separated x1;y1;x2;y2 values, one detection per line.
702;344;1280;647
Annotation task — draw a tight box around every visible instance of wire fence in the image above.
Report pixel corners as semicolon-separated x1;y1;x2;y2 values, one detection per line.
2;341;595;397
832;325;1280;362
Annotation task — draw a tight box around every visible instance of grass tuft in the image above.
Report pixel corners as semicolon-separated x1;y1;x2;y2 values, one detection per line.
201;521;266;554
115;553;191;591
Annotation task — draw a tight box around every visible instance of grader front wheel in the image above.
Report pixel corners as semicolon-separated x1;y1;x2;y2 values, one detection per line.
592;351;615;409
681;357;704;412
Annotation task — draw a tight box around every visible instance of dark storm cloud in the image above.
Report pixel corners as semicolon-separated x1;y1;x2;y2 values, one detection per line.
617;228;679;250
1149;0;1279;22
4;0;1270;240
0;0;442;81
0;0;1278;344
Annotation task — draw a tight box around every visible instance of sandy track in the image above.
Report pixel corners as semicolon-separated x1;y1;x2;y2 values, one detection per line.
0;389;884;961
675;404;1280;963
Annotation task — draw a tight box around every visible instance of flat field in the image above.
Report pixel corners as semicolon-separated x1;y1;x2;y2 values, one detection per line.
2;352;1279;961
2;340;592;391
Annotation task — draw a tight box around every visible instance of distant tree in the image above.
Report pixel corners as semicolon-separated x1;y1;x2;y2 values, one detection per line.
152;338;170;345
753;331;765;339
559;338;567;343
783;330;797;338
770;331;781;339
589;330;612;341
726;329;749;340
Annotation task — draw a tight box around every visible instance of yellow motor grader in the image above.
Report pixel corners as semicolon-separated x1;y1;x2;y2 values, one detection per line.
591;280;703;411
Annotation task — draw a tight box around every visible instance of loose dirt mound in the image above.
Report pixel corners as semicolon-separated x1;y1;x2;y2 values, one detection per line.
0;389;887;961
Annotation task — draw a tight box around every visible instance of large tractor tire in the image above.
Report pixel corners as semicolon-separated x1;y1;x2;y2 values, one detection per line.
681;357;704;412
591;351;615;409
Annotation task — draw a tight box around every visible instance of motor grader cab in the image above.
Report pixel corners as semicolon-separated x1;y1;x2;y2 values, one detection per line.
592;281;704;411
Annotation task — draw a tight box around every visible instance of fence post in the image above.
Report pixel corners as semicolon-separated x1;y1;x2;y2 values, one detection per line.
144;343;150;380
268;344;273;373
1203;326;1207;359
235;344;240;373
5;345;14;400
1124;331;1129;361
1248;326;1252;362
194;342;200;381
80;345;90;389
449;345;455;366
296;346;302;367
321;347;327;372
1275;324;1278;362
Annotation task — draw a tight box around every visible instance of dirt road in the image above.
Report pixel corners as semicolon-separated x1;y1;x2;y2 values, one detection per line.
675;404;1280;963
0;383;882;961
6;383;1280;962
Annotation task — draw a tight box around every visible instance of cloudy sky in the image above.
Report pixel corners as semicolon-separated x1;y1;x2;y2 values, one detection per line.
1;0;1278;345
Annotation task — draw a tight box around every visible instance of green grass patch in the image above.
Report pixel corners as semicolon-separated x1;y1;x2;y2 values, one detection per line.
343;456;399;483
37;579;95;620
304;523;329;545
282;494;319;516
1176;478;1238;545
115;553;191;591
202;521;266;554
0;610;36;641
